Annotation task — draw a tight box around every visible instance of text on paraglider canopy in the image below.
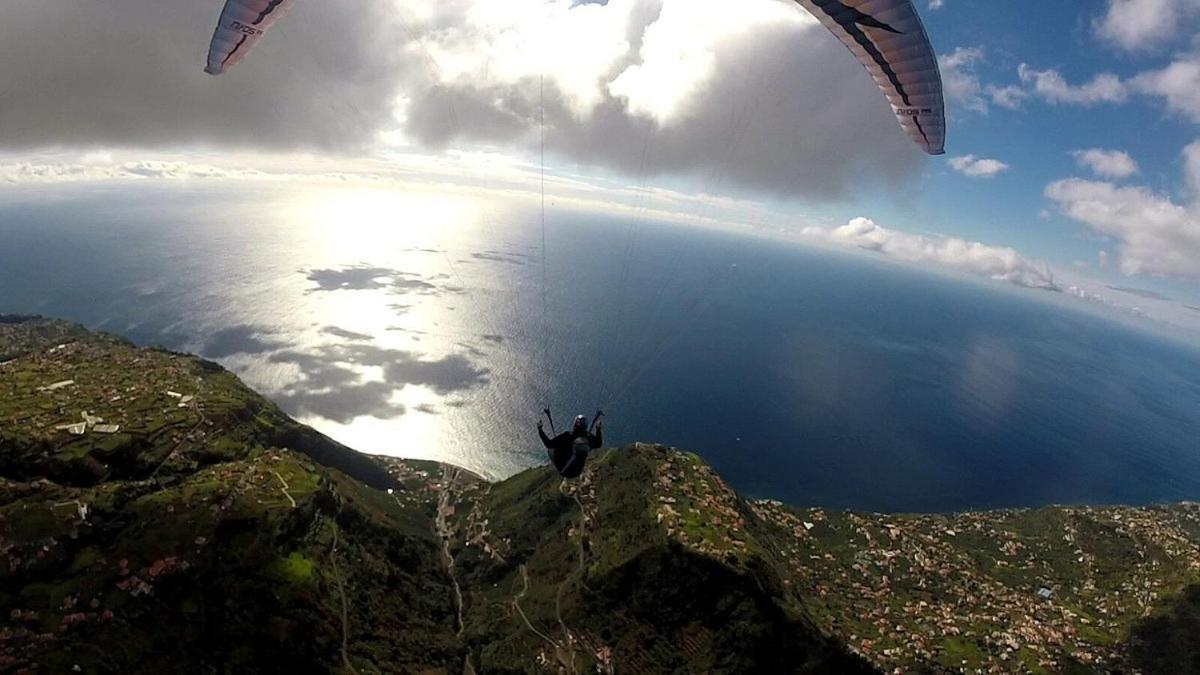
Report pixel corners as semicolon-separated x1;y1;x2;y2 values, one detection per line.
227;21;264;36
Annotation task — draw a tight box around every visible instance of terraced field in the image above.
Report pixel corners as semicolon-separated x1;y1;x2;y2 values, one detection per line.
3;316;1198;673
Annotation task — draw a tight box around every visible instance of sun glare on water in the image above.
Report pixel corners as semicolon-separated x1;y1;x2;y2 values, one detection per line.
249;185;513;465
287;186;486;253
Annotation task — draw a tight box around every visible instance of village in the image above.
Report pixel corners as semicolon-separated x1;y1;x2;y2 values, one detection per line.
646;442;1200;673
1;327;213;479
4;319;1199;674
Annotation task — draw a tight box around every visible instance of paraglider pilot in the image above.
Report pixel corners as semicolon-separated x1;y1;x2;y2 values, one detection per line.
538;411;602;479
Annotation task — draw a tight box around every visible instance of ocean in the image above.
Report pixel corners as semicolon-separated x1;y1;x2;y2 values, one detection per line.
3;181;1200;512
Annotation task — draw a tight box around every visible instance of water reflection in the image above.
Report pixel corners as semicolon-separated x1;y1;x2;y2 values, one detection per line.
322;326;375;341
3;182;1200;510
470;250;532;265
201;324;288;358
303;265;460;296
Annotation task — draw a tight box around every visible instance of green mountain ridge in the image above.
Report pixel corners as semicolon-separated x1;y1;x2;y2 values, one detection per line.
2;316;1198;673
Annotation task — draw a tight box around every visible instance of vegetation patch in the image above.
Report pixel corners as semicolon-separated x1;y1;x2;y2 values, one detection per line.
275;552;316;584
2;318;1199;673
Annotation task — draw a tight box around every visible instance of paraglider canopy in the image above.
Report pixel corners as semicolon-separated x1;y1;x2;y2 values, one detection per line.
204;0;296;76
791;0;946;155
202;0;946;153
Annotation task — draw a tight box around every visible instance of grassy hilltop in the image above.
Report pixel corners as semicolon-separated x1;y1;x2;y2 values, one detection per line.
1;317;1198;673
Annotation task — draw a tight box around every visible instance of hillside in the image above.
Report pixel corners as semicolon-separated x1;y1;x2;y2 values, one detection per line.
2;316;1199;673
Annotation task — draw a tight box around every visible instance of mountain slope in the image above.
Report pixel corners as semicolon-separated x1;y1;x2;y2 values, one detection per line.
3;316;1200;673
437;445;872;673
1;318;459;672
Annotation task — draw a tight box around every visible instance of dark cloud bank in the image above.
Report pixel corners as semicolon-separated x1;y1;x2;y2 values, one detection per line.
2;0;922;199
0;0;408;151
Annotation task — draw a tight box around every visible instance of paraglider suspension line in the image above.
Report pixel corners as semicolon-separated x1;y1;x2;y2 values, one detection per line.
540;71;548;325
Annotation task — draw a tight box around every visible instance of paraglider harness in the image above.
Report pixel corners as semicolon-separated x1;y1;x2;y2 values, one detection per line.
540;409;604;479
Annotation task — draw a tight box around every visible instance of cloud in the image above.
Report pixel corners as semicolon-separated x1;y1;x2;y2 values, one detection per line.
1047;178;1193;276
1017;64;1128;105
1009;53;1200;122
0;149;805;237
1073;148;1140;178
1045;143;1200;277
1094;0;1200;52
929;0;946;9
1186;139;1200;197
804;217;1060;290
1129;52;1200;122
1057;275;1200;336
0;0;409;152
0;0;929;199
939;47;988;114
949;155;1010;178
1107;285;1172;301
935;48;1029;113
987;85;1029;110
398;0;923;199
0;158;255;185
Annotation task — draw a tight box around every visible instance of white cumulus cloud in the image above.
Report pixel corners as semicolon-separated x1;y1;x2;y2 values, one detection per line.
805;217;1059;290
1008;53;1200;122
1046;142;1200;278
0;159;245;184
1017;64;1128;106
949;155;1010;178
1073;149;1140;179
1129;52;1200;122
939;47;988;114
938;48;1033;115
1094;0;1200;52
1185;139;1200;197
987;84;1029;110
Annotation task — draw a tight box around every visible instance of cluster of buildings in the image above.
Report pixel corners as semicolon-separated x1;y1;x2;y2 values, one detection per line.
749;498;1200;673
652;449;750;560
575;444;1200;673
4;337;204;454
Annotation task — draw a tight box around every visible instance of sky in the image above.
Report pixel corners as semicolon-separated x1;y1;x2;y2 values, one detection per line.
3;0;1200;340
